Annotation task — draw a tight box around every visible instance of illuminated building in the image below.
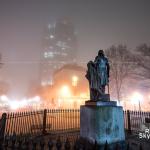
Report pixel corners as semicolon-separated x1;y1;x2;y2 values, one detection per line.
40;18;78;86
53;63;88;97
53;63;89;108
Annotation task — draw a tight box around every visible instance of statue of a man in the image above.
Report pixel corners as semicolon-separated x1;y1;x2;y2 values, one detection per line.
86;50;110;100
94;50;110;94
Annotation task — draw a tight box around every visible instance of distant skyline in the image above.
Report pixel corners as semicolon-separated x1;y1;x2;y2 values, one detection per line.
0;0;150;98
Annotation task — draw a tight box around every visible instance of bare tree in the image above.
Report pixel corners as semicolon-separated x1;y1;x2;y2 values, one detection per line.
105;45;136;101
135;43;150;80
0;53;6;95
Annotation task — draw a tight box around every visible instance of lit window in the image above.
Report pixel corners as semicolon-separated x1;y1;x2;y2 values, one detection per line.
72;76;79;86
44;52;48;58
50;35;54;39
48;52;54;58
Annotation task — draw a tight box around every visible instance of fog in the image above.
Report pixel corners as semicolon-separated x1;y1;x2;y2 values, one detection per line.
0;0;150;98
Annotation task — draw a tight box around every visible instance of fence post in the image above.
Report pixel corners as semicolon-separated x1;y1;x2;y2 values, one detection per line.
43;109;47;134
127;110;132;134
0;113;7;142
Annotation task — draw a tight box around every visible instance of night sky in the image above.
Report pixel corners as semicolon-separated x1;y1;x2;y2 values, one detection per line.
0;0;150;98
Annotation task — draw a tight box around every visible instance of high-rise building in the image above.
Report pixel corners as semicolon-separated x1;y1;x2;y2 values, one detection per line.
40;18;78;86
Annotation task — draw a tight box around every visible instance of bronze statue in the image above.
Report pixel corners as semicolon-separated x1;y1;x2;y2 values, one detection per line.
86;50;110;100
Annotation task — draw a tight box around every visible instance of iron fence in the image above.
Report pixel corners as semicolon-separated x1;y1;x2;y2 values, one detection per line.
2;109;80;137
124;110;150;134
0;133;145;150
1;109;150;139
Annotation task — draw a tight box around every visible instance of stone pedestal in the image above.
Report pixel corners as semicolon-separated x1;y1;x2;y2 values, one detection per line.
80;100;125;148
85;100;117;106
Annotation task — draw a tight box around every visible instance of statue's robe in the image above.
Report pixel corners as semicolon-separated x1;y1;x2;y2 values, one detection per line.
86;61;102;99
95;56;109;86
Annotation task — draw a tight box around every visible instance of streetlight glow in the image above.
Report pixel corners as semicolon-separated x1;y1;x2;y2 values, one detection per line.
60;85;71;97
131;92;143;105
72;75;78;86
130;92;143;111
9;100;20;110
0;95;8;101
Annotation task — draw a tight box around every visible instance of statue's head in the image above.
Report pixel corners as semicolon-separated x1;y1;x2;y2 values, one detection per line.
98;49;104;57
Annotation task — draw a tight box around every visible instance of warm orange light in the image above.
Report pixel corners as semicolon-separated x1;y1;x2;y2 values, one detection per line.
60;85;71;97
72;76;78;86
80;93;87;98
131;92;143;104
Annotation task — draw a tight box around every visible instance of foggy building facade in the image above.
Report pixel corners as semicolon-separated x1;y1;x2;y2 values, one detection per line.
40;18;78;86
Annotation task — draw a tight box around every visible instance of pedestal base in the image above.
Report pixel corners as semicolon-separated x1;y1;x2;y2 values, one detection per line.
78;138;126;150
80;104;125;146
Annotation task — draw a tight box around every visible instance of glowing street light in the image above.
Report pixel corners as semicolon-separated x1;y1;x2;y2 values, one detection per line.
60;85;71;97
0;95;8;102
50;35;54;39
131;92;143;111
9;100;20;110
